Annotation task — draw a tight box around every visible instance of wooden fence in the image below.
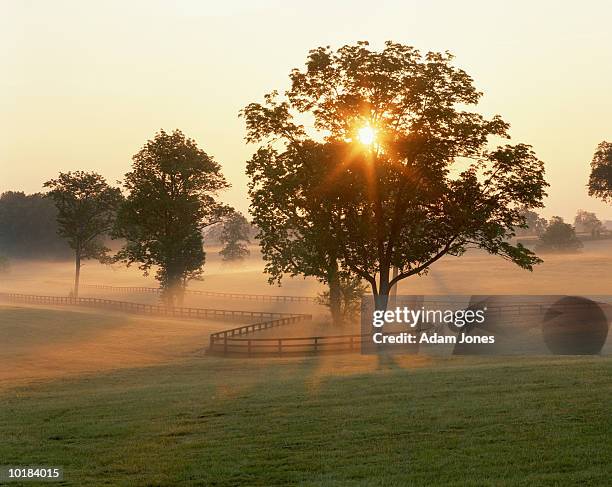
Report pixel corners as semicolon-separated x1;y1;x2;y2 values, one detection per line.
5;291;606;358
0;292;314;356
85;284;318;303
0;292;308;322
209;332;366;357
208;298;612;357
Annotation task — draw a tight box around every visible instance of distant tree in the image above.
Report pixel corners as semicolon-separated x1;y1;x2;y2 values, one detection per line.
114;129;229;307
588;141;612;202
574;210;603;236
0;191;71;259
219;212;251;262
243;41;548;312
44;172;122;297
515;208;548;237
536;217;583;253
204;220;257;245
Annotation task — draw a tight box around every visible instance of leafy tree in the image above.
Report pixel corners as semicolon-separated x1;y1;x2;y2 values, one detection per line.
243;41;548;311
114;129;229;307
245;142;353;325
574;210;603;236
515;208;548;237
316;275;368;324
203;220;256;245
536;217;583;253
219;212;251;262
44;172;122;297
587;141;612;202
0;191;71;259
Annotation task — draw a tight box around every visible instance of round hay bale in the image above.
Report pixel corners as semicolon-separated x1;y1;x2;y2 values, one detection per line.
542;296;609;355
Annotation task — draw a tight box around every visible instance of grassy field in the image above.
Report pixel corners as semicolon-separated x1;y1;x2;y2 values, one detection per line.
0;241;610;485
0;305;233;386
0;339;610;485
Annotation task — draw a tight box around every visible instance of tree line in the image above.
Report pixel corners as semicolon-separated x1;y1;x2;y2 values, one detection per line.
0;192;72;259
1;41;611;320
1;132;252;305
38;130;253;306
515;209;609;253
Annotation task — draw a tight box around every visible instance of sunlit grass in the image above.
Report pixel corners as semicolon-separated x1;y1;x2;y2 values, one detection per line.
0;354;609;486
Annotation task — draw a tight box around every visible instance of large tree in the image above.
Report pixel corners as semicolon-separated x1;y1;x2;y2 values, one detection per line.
114;129;229;306
44;172;122;297
587;141;612;202
246;142;353;325
243;41;548;311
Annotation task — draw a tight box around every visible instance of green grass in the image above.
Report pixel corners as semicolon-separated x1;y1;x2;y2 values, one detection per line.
0;306;125;350
0;354;610;486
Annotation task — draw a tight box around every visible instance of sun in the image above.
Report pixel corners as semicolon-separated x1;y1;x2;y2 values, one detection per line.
357;125;376;146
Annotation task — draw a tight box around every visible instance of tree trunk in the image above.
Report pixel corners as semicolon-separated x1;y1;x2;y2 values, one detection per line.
374;292;389;312
328;270;343;326
162;288;174;308
73;250;81;299
175;285;185;308
164;271;185;309
389;266;398;309
374;267;391;312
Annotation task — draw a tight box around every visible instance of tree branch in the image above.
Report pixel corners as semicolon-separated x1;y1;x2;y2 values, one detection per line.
389;237;458;288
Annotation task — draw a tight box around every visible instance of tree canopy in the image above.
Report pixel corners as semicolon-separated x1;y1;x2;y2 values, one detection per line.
515;208;548;237
537;216;583;253
574;210;603;235
44;171;122;297
246;142;351;323
243;41;548;310
114;129;229;306
587;141;612;202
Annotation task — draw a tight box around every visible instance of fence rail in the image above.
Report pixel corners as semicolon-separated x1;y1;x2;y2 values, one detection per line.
85;284;318;303
209;298;612;357
0;291;313;355
209;333;366;357
5;291;606;358
0;292;308;322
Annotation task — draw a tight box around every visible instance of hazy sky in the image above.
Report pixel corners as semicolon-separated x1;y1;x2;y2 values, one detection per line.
2;0;611;220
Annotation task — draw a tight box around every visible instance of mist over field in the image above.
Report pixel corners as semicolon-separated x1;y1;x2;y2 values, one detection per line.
1;239;610;389
3;239;611;297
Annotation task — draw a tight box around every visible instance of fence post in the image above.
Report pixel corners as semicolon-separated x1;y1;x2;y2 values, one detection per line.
224;335;228;355
314;337;318;353
278;339;282;356
248;339;252;357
